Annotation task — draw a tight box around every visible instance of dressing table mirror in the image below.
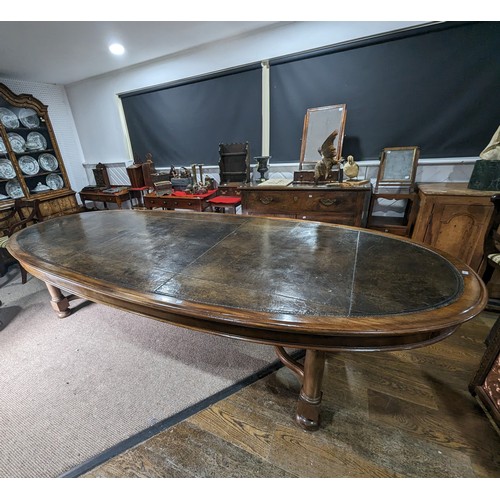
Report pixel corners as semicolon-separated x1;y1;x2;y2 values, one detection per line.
299;104;347;170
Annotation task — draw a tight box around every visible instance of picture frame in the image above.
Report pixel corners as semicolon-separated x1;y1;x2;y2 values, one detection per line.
299;104;347;169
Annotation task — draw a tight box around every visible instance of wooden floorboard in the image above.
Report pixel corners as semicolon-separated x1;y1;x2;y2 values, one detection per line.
83;311;500;478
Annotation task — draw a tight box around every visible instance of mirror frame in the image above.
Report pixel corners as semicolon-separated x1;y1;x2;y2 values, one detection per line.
376;146;420;190
299;104;347;169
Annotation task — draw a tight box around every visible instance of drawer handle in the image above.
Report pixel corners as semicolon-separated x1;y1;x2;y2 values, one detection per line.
320;198;338;207
259;196;274;205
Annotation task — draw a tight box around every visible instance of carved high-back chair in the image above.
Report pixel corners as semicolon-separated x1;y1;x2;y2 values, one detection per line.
218;142;250;184
207;143;250;214
0;199;43;283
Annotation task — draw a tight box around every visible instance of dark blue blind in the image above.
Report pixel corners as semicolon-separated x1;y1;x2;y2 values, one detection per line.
270;22;500;162
121;66;262;167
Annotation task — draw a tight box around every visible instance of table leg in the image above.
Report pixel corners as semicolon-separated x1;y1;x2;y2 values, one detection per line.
296;349;326;431
46;283;71;318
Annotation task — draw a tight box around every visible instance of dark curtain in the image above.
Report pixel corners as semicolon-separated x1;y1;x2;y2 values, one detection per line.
270;22;500;162
121;66;262;167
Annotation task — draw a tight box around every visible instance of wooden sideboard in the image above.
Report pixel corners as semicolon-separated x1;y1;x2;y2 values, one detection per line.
412;183;498;273
240;183;372;227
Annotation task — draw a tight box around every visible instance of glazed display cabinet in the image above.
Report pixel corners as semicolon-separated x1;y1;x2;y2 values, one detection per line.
0;83;79;220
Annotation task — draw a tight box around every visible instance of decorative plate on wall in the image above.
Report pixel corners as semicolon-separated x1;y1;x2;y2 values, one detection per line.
0;159;16;179
7;132;25;153
5;179;23;198
19;155;40;176
46;173;64;190
19;108;40;128
0;107;19;128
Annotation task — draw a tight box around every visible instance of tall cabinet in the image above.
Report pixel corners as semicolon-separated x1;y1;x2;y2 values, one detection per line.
0;83;79;220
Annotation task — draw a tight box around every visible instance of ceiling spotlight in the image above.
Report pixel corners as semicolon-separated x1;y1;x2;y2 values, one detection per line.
109;43;125;55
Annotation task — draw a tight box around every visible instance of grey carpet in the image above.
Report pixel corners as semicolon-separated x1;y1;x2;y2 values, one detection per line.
0;267;283;478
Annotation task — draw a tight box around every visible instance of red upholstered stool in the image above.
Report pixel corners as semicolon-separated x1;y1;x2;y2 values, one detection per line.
208;195;242;214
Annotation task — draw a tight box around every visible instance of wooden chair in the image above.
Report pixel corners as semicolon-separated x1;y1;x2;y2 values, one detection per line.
0;199;43;283
210;142;250;214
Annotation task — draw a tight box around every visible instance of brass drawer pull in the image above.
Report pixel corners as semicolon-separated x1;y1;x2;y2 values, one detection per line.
259;196;274;205
320;198;338;207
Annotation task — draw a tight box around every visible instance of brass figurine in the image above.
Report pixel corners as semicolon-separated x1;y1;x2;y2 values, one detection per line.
314;130;341;183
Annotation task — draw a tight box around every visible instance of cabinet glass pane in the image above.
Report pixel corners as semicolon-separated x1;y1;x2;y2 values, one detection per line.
0;94;65;198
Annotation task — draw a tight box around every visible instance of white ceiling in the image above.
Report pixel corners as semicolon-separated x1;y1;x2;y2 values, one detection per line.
0;21;285;86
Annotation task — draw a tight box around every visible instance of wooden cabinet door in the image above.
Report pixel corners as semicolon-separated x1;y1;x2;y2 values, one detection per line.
422;201;492;271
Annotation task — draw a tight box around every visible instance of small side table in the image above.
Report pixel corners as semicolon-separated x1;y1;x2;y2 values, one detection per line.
79;187;131;210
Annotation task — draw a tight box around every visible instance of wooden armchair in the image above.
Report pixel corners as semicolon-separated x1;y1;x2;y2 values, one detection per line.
0;199;43;283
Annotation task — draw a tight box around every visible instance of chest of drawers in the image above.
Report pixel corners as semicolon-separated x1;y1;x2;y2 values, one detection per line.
241;184;371;227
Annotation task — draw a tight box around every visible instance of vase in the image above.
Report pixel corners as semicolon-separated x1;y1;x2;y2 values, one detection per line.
255;156;271;183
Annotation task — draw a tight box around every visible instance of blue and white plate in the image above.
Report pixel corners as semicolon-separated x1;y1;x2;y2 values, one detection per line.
46;173;64;190
26;131;47;151
0;159;16;179
19;155;40;175
5;179;23;198
19;108;40;128
0;107;19;128
39;153;58;171
8;132;25;153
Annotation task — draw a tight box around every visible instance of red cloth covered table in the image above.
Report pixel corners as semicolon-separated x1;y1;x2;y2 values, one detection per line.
144;190;218;211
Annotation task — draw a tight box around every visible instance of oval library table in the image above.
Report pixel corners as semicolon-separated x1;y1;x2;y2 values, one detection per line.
7;211;487;430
